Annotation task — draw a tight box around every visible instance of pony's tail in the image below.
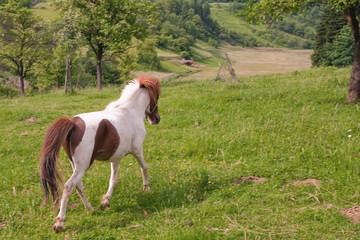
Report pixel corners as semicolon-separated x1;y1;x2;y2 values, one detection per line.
40;118;75;208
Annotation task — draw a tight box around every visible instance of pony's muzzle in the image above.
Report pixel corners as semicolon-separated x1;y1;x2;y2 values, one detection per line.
154;115;160;124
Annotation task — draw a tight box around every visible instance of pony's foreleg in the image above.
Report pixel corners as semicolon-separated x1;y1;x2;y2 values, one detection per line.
100;161;120;210
133;149;150;192
53;169;86;233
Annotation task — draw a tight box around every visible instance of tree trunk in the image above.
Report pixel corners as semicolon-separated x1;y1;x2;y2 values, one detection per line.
346;7;360;103
64;59;69;93
96;48;103;90
19;61;25;96
19;75;25;96
347;41;360;102
96;61;102;90
68;59;72;92
56;76;60;89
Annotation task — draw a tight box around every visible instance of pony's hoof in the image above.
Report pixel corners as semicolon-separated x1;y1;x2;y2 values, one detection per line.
52;223;63;233
100;199;110;210
143;185;150;192
87;207;95;215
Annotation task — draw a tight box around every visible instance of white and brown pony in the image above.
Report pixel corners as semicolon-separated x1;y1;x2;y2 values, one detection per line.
40;76;160;232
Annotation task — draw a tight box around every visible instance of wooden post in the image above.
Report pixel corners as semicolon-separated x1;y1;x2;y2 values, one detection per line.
213;62;227;82
225;52;238;82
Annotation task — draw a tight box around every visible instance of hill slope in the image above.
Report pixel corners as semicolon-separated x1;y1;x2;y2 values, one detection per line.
2;66;360;239
211;3;323;49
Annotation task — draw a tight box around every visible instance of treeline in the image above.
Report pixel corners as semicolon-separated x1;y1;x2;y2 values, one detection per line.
0;0;224;96
154;0;221;58
311;7;353;67
0;0;159;96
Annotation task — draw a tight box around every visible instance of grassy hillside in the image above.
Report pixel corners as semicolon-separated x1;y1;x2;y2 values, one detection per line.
31;1;58;21
2;66;360;239
211;3;321;49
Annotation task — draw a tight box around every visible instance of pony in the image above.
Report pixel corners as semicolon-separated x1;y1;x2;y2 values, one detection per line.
40;76;161;232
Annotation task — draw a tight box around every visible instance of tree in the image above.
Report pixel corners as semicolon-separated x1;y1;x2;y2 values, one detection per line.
327;25;354;67
243;0;360;103
57;0;157;90
0;1;48;95
137;38;160;70
311;6;347;66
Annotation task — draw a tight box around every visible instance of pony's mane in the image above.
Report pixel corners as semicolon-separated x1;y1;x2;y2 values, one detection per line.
105;76;160;110
138;75;161;103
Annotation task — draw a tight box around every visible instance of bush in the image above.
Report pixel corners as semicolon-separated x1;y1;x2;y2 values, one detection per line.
137;39;160;70
208;38;219;48
0;83;18;98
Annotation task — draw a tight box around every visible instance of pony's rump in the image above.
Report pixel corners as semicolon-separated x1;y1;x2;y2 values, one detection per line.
40;118;75;207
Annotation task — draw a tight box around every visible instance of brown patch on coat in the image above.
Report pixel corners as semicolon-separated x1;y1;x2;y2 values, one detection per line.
62;117;86;162
90;119;120;166
235;176;267;184
340;206;360;224
292;179;321;188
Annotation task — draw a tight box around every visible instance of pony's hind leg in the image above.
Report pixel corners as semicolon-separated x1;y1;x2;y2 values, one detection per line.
100;161;120;210
53;169;86;233
69;161;94;214
76;181;94;214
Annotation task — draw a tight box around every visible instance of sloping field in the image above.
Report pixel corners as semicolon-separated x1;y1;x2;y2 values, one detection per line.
181;45;312;81
1;66;360;239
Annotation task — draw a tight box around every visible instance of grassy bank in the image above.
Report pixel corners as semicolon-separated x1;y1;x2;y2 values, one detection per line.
1;66;360;239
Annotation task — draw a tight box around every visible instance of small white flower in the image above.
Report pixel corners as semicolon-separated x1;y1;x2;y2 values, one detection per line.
348;130;352;132
348;135;352;138
129;163;133;166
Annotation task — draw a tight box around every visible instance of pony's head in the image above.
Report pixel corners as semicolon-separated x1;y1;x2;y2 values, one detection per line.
139;76;161;125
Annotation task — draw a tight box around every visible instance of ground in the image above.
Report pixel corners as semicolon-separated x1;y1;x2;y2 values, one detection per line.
137;45;313;82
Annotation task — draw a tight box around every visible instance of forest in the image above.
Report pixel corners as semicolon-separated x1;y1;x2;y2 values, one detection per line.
0;0;355;97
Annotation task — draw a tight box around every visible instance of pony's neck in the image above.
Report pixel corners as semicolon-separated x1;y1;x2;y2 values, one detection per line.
106;82;149;118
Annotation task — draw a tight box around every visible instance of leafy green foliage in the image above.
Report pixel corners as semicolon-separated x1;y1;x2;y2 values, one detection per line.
155;0;220;57
56;0;157;89
0;1;49;95
326;26;354;67
311;7;350;67
0;0;31;7
0;82;18;98
137;38;161;70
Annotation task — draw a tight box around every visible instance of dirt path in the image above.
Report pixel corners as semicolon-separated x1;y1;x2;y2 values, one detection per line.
185;47;313;80
137;46;313;82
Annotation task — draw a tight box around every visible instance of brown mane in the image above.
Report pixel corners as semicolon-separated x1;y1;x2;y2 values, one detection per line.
138;75;161;102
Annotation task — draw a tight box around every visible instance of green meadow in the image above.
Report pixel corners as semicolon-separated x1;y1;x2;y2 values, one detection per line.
1;66;360;239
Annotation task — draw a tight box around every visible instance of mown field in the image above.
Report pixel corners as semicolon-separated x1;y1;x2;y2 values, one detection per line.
1;66;360;239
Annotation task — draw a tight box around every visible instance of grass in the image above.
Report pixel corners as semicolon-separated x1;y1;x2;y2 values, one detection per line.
2;66;360;239
31;1;58;21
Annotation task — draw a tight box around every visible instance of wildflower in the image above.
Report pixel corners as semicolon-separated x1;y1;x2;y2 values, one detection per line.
348;130;352;132
348;135;352;138
58;169;62;172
